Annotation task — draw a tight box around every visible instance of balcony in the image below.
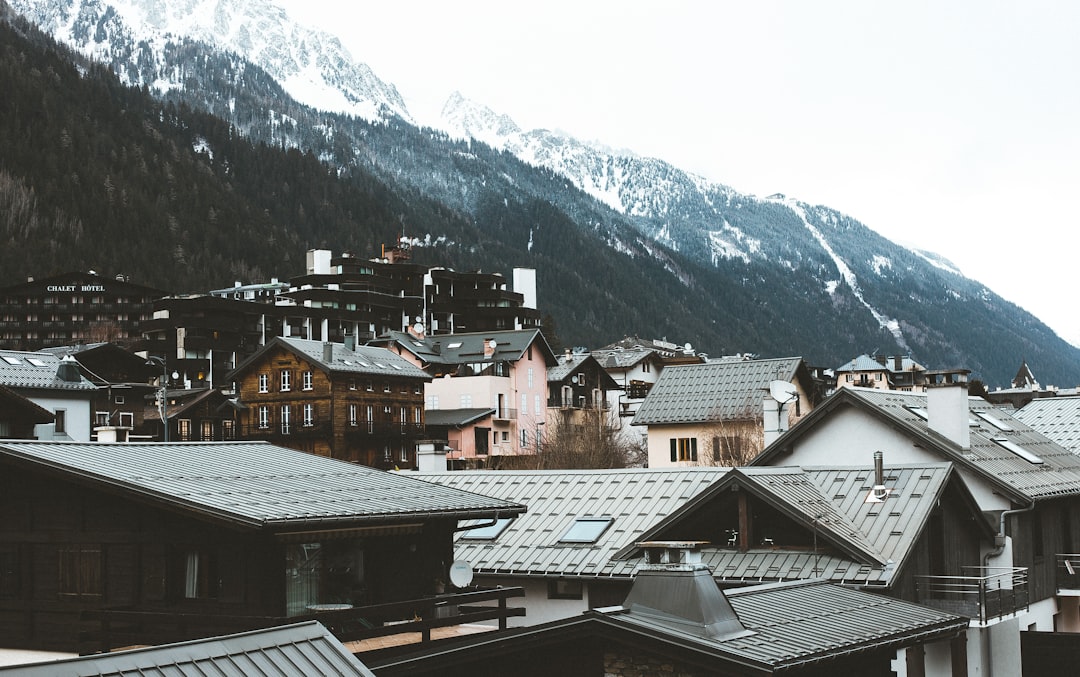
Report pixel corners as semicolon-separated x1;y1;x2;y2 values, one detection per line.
1056;554;1080;594
80;586;525;655
915;567;1028;624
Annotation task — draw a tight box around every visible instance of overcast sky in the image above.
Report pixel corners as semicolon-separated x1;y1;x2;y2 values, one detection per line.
284;1;1080;352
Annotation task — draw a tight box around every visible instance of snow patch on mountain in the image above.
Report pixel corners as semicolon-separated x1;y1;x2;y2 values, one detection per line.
870;255;892;275
780;198;912;352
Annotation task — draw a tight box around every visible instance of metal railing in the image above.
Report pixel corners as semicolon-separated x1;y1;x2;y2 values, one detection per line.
915;567;1028;624
80;586;525;655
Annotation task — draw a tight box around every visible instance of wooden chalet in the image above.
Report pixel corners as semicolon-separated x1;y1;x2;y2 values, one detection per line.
0;440;525;653
229;337;431;468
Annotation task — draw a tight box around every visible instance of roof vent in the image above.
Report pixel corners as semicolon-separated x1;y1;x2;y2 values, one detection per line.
56;356;82;382
866;451;891;503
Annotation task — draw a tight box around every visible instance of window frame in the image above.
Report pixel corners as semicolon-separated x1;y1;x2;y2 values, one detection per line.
258;373;269;393
57;545;102;599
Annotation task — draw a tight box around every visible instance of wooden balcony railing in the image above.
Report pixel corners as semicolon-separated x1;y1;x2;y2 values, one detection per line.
80;586;525;656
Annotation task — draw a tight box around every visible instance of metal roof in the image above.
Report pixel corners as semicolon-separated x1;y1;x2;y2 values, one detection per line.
0;441;525;530
615;463;962;587
424;408;495;427
374;329;556;367
0;621;375;676
0;349;97;391
632;357;804;425
1014;396;1080;454
278;337;431;379
756;387;1080;502
414;468;728;578
589;347;657;370
835;354;924;373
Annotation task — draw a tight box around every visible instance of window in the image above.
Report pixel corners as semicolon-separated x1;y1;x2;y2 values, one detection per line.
414;384;422;394
414;406;422;424
502;431;509;442
522;393;528;416
258;373;269;393
978;411;1014;431
559;517;613;543
400;407;408;425
548;579;583;600
178;419;191;441
302;370;313;391
280;370;291;392
348;404;358;426
95;411;109;426
383;382;391;393
993;437;1043;464
114;395;125;405
400;443;409;463
119;412;134;427
257;405;270;429
54;409;66;435
200;420;213;441
222;420;234;440
460;518;513;540
460;394;473;408
427;395;439;410
58;546;102;598
528;368;534;388
366;405;374;433
303;404;315;427
281;405;292;434
670;437;698;462
348;379;357;391
184;549;216;599
520;428;529;448
366;380;373;392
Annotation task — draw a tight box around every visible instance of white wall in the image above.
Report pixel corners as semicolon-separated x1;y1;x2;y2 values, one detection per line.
30;394;92;442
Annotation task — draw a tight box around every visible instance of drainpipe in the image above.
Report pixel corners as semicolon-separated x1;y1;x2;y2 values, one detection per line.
981;501;1035;677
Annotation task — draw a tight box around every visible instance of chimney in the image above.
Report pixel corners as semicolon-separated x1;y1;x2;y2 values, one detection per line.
893;356;902;372
866;451;890;502
926;370;971;449
322;342;334;364
344;334;356;351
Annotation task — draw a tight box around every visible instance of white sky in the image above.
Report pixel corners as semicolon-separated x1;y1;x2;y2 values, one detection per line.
283;0;1080;348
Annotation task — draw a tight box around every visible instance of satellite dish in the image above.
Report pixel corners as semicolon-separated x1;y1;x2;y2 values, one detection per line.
769;380;798;404
488;339;498;349
449;560;474;588
413;322;424;334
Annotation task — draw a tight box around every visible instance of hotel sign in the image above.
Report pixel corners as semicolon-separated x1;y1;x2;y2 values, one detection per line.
46;284;107;292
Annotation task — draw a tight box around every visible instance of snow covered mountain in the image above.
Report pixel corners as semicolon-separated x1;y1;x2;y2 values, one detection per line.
7;0;1080;385
9;0;410;122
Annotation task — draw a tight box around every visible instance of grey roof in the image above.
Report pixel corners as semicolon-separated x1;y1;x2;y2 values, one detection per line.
1014;396;1080;454
0;621;374;676
755;387;1080;502
424;408;495;427
0;441;525;530
588;347;657;370
670;464;969;587
835;354;924;373
414;468;728;578
546;354;620;389
374;329;556;367
0;350;97;391
546;353;589;382
694;579;965;669
632;357;804;425
276;337;430;380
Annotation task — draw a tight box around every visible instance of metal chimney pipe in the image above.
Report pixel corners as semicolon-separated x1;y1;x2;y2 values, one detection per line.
874;451;884;487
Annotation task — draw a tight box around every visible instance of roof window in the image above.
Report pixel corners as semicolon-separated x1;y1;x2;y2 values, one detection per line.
977;411;1014;432
559;517;614;543
993;437;1043;464
1;356;20;365
27;358;48;367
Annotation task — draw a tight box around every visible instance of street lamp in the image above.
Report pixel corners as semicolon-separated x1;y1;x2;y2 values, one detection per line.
146;356;174;442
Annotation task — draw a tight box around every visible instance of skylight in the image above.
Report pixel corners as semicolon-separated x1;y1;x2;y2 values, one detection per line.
26;358;47;367
460;518;513;540
977;411;1014;432
993;437;1043;464
906;406;928;420
1;356;20;365
447;342;462;349
559;517;614;543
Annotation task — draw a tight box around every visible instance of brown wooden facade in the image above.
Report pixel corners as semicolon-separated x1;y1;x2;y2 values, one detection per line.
232;340;429;469
0;460;456;652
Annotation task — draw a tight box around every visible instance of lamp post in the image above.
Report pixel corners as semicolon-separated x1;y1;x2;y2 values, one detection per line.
146;356;169;442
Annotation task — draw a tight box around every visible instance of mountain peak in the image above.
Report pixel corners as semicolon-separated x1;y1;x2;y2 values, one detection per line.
440;91;521;148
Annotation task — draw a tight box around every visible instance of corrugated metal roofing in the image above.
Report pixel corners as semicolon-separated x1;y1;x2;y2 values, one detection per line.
0;621;375;676
279;337;431;379
1014;396;1080;454
846;388;1080;500
631;357;803;425
376;329;553;367
0;441;524;529
546;353;589;382
0;349;97;391
424;408;495;427
414;468;728;577
589;347;655;370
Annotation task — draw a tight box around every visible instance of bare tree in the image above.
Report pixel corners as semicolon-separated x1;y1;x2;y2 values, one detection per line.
497;409;645;469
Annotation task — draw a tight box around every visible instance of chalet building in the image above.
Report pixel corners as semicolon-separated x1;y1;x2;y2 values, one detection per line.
752;375;1080;675
546;351;620;422
632;356;819;467
372;329;557;463
0;440;525;653
834;353;929;392
369;543;969;677
0;349;97;441
0;272;166;351
589;346;665;415
39;342;160;441
229;337;430;468
596;335;706;366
